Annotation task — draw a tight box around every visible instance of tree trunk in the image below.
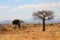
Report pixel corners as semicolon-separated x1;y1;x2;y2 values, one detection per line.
42;18;45;31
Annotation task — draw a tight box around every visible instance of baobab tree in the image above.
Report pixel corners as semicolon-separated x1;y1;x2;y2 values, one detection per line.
33;10;54;31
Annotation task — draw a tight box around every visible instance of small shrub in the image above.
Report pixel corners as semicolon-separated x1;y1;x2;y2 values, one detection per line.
50;23;54;26
33;24;36;27
13;26;16;29
1;28;8;31
21;25;28;29
0;25;8;31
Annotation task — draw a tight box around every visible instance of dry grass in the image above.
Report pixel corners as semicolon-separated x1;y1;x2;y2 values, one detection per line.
0;23;60;40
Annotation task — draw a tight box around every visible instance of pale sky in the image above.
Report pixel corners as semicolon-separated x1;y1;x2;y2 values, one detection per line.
0;0;60;21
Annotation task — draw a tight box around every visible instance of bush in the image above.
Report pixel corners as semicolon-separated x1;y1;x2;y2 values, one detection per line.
0;25;8;31
50;23;54;26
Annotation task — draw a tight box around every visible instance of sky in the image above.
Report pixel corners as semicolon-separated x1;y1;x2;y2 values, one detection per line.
0;0;60;21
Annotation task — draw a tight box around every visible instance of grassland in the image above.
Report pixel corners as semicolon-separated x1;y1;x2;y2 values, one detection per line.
0;23;60;40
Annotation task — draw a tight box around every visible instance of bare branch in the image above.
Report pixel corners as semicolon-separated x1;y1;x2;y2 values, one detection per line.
33;10;54;20
33;12;43;19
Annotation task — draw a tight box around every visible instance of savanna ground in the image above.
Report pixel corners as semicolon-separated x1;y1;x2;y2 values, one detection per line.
0;23;60;40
